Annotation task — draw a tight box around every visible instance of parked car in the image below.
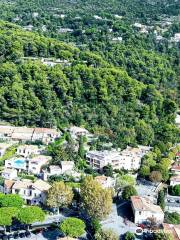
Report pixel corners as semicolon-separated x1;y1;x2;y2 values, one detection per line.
25;231;31;238
13;233;19;239
19;232;26;238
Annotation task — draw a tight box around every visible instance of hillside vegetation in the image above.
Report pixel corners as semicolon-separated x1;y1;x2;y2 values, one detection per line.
0;21;179;148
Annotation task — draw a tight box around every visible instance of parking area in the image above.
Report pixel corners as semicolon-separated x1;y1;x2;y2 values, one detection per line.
101;201;137;237
136;180;158;203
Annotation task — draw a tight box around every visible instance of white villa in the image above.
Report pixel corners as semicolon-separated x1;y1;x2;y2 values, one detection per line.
5;155;51;174
1;168;17;180
86;150;121;170
43;161;75;181
28;155;51;175
131;196;164;224
17;145;45;157
68;126;94;142
12;179;51;205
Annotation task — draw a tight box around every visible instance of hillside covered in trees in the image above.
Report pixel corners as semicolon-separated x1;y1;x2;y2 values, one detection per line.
0;20;179;148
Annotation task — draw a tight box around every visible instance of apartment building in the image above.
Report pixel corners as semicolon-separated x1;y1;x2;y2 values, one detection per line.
86;150;120;170
86;146;151;171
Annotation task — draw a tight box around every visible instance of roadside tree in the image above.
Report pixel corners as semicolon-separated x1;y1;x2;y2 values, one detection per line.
124;231;135;240
149;171;162;183
81;176;112;220
122;186;137;200
95;229;118;240
0;194;24;208
60;217;85;238
47;181;74;213
17;206;45;227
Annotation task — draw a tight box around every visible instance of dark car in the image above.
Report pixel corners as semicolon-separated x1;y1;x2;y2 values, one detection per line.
25;231;31;238
2;236;8;240
13;233;19;239
19;232;26;238
7;234;13;239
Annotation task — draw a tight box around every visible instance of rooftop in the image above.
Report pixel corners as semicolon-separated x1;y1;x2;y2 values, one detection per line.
87;149;120;158
163;224;180;240
33;179;51;191
17;145;40;150
12;179;51;191
30;155;51;163
69;126;89;133
61;161;74;166
171;165;180;171
4;179;15;189
12;179;33;189
170;175;180;182
2;168;17;174
131;196;163;214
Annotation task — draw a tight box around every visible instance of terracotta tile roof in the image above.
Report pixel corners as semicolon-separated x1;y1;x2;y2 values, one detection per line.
34;128;58;134
11;133;33;140
0;126;14;133
30;155;51;163
12;179;33;189
13;127;34;134
4;179;15;189
170;175;180;182
32;179;51;191
171;165;180;171
163;224;180;240
131;196;163;213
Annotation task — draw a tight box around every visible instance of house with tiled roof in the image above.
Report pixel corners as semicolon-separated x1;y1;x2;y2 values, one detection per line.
0;125;60;144
131;196;164;224
95;175;115;189
17;145;45;157
3;179;15;194
171;164;180;175
170;175;180;186
11;179;51;205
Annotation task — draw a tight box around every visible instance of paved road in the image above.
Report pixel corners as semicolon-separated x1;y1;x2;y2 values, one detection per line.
101;202;137;236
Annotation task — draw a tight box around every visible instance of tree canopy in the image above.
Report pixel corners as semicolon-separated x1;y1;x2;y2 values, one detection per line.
60;217;86;238
80;176;112;220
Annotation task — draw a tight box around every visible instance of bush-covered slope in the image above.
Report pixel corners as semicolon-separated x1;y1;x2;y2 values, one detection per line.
0;21;179;147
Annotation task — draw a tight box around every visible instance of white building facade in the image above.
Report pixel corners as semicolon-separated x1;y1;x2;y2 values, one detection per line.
131;196;164;224
12;179;51;205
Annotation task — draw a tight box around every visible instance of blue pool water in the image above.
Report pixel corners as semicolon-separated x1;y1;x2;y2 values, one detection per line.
13;159;26;169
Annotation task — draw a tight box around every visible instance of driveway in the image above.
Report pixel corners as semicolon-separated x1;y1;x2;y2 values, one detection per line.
101;201;137;236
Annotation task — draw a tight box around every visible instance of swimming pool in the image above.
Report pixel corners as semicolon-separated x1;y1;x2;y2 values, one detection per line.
12;159;27;169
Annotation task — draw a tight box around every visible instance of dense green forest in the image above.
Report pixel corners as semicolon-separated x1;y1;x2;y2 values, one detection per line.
0;0;179;148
